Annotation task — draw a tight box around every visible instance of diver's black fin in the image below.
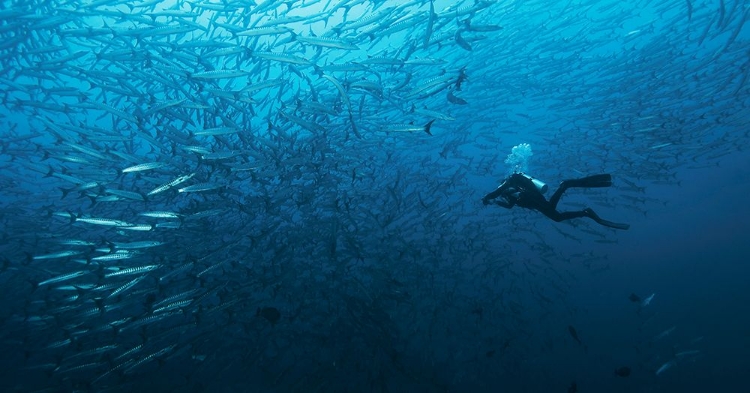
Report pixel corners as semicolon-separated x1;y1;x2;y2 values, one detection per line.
594;218;630;230
584;208;630;230
564;174;612;188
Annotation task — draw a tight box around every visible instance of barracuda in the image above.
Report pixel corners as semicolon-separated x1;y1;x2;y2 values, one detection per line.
192;127;239;136
379;120;435;135
91;251;139;262
121;162;166;173
104;188;145;201
56;239;96;247
104;265;160;278
190;70;249;80
322;74;362;138
118;224;154;232
295;35;359;50
37;271;88;286
253;52;312;66
75;217;134;227
123;344;176;374
106;275;147;299
111;241;165;250
139;211;182;219
33;250;83;260
177;183;224;193
236;26;293;37
404;74;457;99
147;173;195;196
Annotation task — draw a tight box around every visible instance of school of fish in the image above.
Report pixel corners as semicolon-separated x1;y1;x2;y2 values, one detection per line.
0;0;746;391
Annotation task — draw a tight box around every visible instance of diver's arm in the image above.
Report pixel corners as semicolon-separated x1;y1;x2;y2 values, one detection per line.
482;180;511;203
493;199;514;209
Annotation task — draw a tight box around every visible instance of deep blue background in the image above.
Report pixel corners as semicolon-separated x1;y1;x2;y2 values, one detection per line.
0;0;749;392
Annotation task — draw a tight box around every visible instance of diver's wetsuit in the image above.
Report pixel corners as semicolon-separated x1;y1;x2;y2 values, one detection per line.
482;173;630;230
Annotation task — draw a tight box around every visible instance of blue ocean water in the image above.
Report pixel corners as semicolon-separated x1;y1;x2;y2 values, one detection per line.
0;0;748;392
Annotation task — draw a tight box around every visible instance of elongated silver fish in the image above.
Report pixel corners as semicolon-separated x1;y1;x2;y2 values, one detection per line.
104;188;145;201
75;217;134;227
121;162;166;173
379;120;435;135
104;264;160;278
111;241;165;250
147;173;195;196
193;127;239;136
37;271;87;286
107;275;148;298
139;211;181;219
253;51;312;65
190;70;249;80
235;26;293;37
33;250;83;260
655;360;675;376
118;224;154;232
91;251;139;262
295;35;359;50
56;239;96;247
177;183;223;193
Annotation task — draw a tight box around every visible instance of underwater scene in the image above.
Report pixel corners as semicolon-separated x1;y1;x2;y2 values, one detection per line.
0;0;748;392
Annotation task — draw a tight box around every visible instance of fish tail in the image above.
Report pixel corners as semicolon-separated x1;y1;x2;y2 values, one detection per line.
87;194;98;208
424;120;435;135
59;187;72;199
26;277;39;292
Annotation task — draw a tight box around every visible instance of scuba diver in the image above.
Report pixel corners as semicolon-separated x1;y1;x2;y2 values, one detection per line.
482;173;630;230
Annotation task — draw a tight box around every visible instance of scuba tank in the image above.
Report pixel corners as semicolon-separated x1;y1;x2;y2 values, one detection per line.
520;173;548;194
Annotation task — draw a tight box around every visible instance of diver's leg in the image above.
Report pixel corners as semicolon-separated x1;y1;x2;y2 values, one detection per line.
548;184;569;209
550;174;613;209
540;206;587;222
583;208;630;230
552;210;589;222
543;206;630;230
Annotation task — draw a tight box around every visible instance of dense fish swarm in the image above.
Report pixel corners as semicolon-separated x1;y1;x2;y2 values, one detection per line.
0;0;746;391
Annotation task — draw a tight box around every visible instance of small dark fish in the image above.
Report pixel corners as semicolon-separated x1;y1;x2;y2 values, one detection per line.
455;29;472;51
568;325;582;345
257;306;281;325
424;119;435;136
628;293;641;303
614;366;631;377
447;90;468;105
485;350;495;358
502;338;511;350
455;66;468;90
568;381;577;393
